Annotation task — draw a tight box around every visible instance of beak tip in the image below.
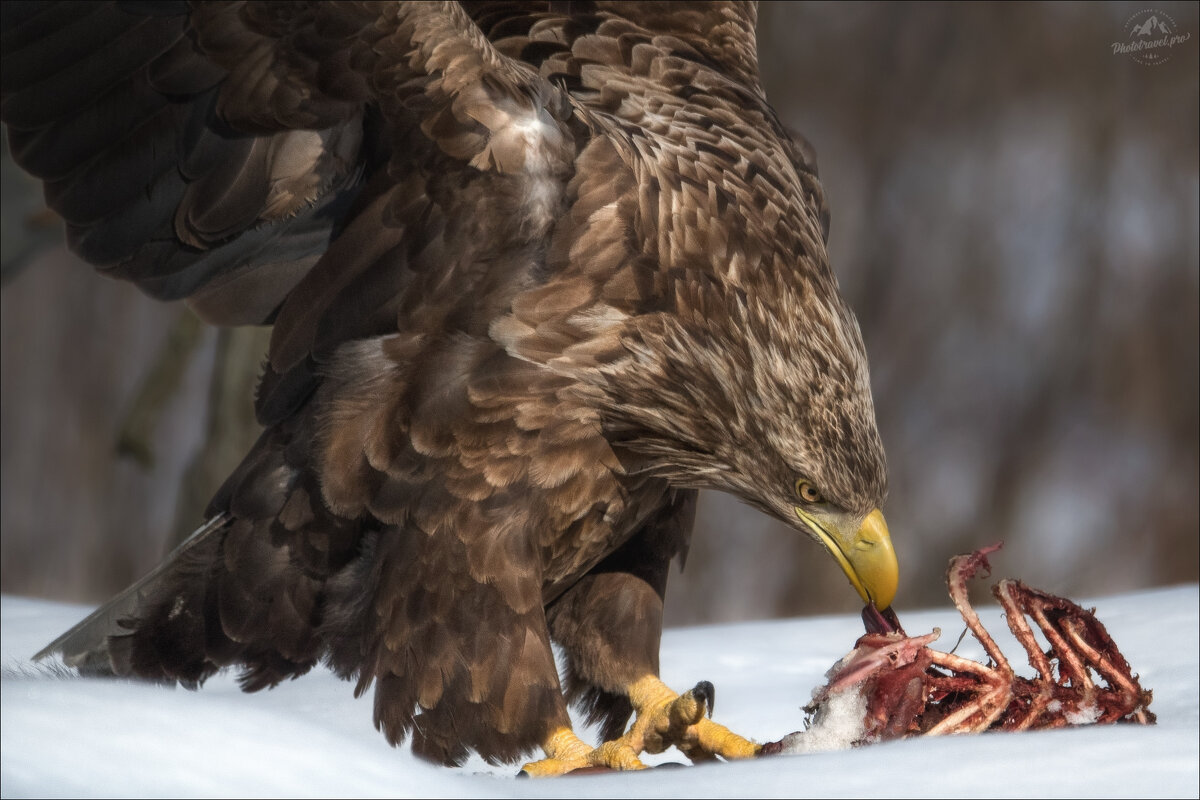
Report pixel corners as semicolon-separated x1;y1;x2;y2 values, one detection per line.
853;508;898;611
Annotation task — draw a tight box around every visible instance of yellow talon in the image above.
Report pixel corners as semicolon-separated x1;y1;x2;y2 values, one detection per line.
625;675;758;760
520;676;759;776
520;727;647;776
520;728;598;776
590;740;647;770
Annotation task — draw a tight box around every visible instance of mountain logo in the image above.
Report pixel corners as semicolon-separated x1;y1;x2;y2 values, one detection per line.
1132;15;1171;38
1113;9;1190;65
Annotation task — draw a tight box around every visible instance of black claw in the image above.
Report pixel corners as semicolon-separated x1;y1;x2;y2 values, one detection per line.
691;680;715;718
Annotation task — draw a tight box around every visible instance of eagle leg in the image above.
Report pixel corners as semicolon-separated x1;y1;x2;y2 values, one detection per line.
519;675;760;775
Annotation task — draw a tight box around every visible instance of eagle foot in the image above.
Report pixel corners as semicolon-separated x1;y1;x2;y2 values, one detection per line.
519;676;759;776
611;675;760;764
519;728;646;776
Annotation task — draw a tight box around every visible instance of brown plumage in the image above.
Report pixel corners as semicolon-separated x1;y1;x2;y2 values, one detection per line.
3;1;891;766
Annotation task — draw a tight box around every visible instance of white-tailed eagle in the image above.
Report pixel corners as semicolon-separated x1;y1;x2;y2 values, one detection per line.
2;0;897;772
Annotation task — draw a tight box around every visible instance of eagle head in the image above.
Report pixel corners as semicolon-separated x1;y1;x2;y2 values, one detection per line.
596;247;897;610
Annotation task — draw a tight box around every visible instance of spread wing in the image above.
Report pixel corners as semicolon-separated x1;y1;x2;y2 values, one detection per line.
0;1;372;323
0;1;806;387
1;0;583;423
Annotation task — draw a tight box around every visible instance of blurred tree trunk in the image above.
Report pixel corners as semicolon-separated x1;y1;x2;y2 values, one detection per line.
108;309;269;546
170;326;271;545
115;311;207;468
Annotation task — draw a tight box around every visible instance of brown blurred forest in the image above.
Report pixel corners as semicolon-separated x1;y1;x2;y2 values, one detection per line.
1;2;1197;627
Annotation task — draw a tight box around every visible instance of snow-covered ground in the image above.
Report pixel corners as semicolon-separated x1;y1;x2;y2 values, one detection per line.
2;586;1196;798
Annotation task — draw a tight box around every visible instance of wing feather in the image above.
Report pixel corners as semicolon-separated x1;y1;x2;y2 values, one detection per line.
0;1;372;321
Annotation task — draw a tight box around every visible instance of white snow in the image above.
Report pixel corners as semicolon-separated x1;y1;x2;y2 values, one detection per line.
2;586;1197;798
1065;703;1104;726
772;689;868;755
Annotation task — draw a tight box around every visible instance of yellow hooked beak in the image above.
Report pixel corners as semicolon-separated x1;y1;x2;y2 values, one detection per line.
794;507;898;609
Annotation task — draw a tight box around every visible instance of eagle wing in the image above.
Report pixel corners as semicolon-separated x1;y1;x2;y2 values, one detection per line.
1;1;368;323
2;0;583;413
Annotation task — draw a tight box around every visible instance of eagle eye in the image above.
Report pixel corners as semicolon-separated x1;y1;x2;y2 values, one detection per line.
794;479;822;504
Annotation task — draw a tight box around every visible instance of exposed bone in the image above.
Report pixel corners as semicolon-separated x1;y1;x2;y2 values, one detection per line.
763;543;1155;756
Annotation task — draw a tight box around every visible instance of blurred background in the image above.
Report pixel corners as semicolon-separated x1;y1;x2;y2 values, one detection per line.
2;2;1197;626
